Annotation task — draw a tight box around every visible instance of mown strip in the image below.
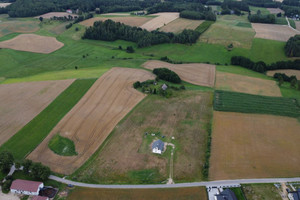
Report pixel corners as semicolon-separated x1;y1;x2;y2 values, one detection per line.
0;79;96;160
214;90;300;118
195;20;215;34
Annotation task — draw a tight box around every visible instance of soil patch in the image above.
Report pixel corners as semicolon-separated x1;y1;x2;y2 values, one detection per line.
252;23;298;41
267;69;300;80
267;8;284;14
140;12;179;31
0;3;11;8
36;12;78;19
159;18;203;33
80;16;152;27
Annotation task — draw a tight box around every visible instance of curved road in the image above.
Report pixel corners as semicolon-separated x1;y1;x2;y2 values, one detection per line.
49;175;300;189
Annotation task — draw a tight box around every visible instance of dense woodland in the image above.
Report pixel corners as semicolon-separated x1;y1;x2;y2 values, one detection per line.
180;10;216;21
285;35;300;57
248;13;275;23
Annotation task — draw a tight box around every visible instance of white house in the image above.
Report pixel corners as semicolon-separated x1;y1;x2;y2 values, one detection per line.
152;139;164;154
10;179;44;196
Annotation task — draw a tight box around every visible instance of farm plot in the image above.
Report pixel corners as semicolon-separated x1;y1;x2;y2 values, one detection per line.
243;184;281;200
0;34;64;54
267;8;284;14
216;71;281;96
0;18;39;37
35;12;78;19
267;69;300;80
140;12;179;31
252;23;298;41
80;16;152;27
0;79;74;146
28;68;155;174
210;111;300;180
143;60;215;87
159;18;204;33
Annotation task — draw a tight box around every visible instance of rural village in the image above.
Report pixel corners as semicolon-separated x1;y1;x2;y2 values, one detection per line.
0;0;300;199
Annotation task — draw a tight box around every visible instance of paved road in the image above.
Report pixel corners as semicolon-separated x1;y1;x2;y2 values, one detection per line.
49;175;300;189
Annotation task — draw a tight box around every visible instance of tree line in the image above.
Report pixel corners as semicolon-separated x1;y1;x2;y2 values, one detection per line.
248;13;275;23
180;10;216;21
285;35;300;57
82;19;202;47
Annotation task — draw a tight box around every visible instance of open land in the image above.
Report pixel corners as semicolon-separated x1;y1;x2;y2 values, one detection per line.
28;68;155;174
296;21;300;31
36;12;78;19
0;191;19;200
80;16;152;27
143;60;215;87
67;187;208;200
267;69;300;80
267;8;284;14
140;12;179;31
243;184;281;200
216;71;281;96
210;111;300;180
73;90;212;184
0;3;11;8
0;34;64;53
0;80;74;146
252;23;298;41
0;17;39;37
159;18;204;33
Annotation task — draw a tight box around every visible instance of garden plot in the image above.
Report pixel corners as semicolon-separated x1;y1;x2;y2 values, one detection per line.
80;16;152;27
210;111;300;180
0;34;64;54
159;18;203;33
36;12;78;19
216;71;281;96
267;69;300;80
0;79;74;146
143;60;215;87
28;68;155;174
252;23;298;41
140;12;179;31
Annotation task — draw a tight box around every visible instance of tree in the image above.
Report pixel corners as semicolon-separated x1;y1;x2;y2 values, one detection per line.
126;46;134;53
15;161;21;170
278;75;284;86
39;16;43;22
22;159;32;173
133;81;141;89
0;151;14;173
285;35;300;57
291;78;297;88
1;180;12;193
30;162;50;181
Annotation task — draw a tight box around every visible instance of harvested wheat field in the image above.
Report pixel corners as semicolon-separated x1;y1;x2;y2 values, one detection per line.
210;111;300;180
140;12;179;31
143;60;215;87
267;8;284;14
36;12;78;19
0;3;11;8
159;18;203;33
267;69;300;80
216;71;281;96
0;34;64;54
0;80;74;146
80;16;152;27
28;68;155;174
252;23;298;41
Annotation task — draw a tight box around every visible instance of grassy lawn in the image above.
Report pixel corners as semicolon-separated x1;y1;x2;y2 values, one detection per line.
242;184;281;200
250;6;270;15
0;79;96;160
231;187;246;200
214;90;300;118
279;82;300;99
48;134;78;156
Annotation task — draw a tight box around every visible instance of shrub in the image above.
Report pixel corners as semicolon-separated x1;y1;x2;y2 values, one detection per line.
133;81;141;89
126;46;135;53
153;68;181;83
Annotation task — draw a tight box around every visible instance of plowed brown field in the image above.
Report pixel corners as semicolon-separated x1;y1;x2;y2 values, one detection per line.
80;16;152;27
140;12;179;31
252;23;298;41
142;60;215;87
210;111;300;180
159;18;203;33
216;71;281;96
28;68;155;174
267;69;300;80
0;80;74;146
0;34;64;54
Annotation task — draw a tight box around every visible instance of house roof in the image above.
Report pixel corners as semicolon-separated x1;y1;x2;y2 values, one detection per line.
290;189;300;200
215;189;238;200
10;179;43;193
152;139;164;151
33;196;48;200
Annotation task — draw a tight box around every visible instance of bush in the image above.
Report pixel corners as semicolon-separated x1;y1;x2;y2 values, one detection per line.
285;35;300;57
126;46;134;53
133;81;141;89
65;23;73;29
1;180;12;193
153;68;181;83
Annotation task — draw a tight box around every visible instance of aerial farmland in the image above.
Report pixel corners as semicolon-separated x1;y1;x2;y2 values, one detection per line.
0;0;300;199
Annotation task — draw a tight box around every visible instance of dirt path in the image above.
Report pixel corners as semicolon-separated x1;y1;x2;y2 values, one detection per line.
0;191;19;200
166;143;175;184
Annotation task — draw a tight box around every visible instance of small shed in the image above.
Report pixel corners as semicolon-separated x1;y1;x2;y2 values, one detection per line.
10;179;44;196
152;139;164;154
161;84;168;91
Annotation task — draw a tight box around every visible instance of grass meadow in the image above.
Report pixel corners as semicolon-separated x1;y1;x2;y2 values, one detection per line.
48;134;78;156
242;184;281;200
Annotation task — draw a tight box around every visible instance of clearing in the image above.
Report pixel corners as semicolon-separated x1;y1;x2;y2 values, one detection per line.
0;80;74;146
143;60;215;87
159;18;204;33
210;111;300;180
216;71;281;96
243;184;281;200
36;12;78;19
267;8;284;14
267;69;300;80
140;12;179;31
0;34;64;54
28;68;155;174
73;90;213;184
67;187;208;200
252;23;298;41
80;16;152;27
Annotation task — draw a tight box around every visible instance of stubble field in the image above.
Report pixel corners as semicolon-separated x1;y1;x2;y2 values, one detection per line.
159;18;204;33
267;69;300;80
0;80;74;146
80;16;152;27
210;111;300;180
28;68;155;174
143;60;215;87
140;12;179;31
252;23;298;41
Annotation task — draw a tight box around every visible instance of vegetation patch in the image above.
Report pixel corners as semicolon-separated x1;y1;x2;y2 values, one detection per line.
230;187;246;200
236;22;252;28
243;184;281;200
214;90;300;118
285;35;300;57
49;134;77;156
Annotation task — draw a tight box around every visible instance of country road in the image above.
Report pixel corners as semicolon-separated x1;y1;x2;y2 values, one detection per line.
49;176;300;189
285;16;300;33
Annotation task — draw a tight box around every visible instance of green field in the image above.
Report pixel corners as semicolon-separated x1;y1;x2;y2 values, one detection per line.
0;79;96;160
48;134;77;156
231;188;246;200
279;82;300;99
242;184;281;200
250;6;270;15
214;90;300;118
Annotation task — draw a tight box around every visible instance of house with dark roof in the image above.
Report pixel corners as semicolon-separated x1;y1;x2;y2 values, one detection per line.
215;188;238;200
152;139;164;154
10;179;44;196
288;189;300;200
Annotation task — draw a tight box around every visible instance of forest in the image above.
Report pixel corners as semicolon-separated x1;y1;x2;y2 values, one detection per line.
180;10;216;21
248;13;275;23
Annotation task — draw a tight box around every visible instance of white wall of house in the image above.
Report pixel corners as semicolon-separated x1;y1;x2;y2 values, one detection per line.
152;148;162;154
11;183;44;196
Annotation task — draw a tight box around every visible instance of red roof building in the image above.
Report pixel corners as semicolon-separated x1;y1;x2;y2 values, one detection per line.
10;179;44;196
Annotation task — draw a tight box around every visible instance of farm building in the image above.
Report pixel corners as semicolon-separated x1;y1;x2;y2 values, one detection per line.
288;189;300;200
32;196;49;200
215;188;238;200
10;179;44;196
152;139;164;154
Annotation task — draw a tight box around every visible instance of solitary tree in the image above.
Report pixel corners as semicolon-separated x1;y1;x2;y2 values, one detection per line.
39;17;43;22
291;78;297;88
278;75;284;86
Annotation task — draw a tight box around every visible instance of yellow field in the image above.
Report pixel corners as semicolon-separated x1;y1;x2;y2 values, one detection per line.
159;18;203;33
